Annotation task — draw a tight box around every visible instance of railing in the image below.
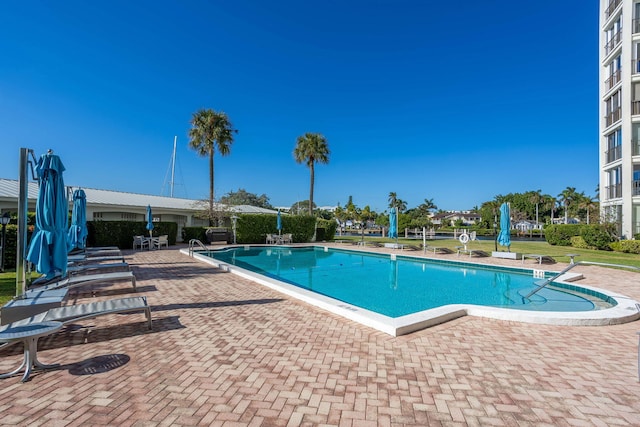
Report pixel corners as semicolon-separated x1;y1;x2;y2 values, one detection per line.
634;138;640;155
633;101;640;116
605;69;621;90
606;145;622;163
634;179;640;196
605;0;622;19
635;19;640;34
606;183;622;199
605;29;622;56
525;261;640;299
605;108;621;126
188;239;209;256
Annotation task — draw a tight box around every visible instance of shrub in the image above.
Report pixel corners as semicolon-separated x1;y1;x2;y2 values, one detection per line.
580;225;614;251
316;218;337;241
570;236;592;249
545;224;584;246
182;227;208;243
610;240;640;254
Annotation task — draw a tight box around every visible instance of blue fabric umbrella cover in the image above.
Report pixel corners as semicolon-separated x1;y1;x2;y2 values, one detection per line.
497;202;511;250
26;152;69;279
388;208;398;239
146;205;154;237
276;209;282;234
67;189;88;250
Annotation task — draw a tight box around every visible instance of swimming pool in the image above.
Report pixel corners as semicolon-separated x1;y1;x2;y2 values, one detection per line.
185;245;640;335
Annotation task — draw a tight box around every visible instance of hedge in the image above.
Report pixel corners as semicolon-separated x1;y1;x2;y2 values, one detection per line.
87;221;177;249
610;240;640;254
316;218;337;241
235;214;316;244
545;224;586;246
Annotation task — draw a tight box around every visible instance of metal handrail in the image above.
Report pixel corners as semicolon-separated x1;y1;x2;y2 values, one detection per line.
525;261;640;299
188;239;208;256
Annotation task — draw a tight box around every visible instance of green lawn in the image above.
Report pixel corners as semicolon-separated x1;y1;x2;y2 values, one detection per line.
333;236;640;268
0;271;16;306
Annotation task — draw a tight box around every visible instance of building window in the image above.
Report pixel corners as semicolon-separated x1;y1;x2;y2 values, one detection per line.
121;213;138;221
606;166;622;199
606;0;622;19
606;128;622;163
605;89;621;126
605;17;622;56
607;55;622;87
634;166;640;196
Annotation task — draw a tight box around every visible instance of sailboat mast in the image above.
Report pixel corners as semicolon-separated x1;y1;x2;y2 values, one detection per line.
170;136;177;198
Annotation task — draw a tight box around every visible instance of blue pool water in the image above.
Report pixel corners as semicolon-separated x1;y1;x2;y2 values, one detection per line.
204;246;610;318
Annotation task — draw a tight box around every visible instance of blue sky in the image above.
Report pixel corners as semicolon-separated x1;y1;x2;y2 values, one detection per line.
1;1;598;212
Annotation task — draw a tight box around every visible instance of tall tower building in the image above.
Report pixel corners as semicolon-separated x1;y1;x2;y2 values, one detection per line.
600;0;640;238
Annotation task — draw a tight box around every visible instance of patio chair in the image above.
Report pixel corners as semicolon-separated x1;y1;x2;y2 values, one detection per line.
154;235;169;249
133;235;149;250
266;234;276;244
281;233;293;244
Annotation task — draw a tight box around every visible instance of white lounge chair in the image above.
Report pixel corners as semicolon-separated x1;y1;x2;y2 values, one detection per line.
68;254;126;264
7;296;152;330
24;270;137;297
0;296;152;381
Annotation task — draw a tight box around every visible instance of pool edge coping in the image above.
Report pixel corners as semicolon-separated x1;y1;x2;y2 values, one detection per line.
181;246;640;336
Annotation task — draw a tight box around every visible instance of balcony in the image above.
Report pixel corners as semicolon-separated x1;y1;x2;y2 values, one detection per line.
635;19;640;34
634;139;640;155
605;30;622;56
605;0;622;19
606;183;622;199
633;101;640;115
605;108;621;126
606;145;622;163
634;180;640;196
633;60;640;76
605;69;621;90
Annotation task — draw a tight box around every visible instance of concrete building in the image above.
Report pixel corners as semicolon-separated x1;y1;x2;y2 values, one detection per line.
0;178;278;241
599;0;640;238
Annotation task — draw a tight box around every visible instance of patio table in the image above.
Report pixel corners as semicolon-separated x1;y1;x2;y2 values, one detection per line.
0;321;62;382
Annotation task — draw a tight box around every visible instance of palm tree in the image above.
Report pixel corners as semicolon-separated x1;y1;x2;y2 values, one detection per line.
188;109;237;220
529;189;543;226
558;187;578;224
293;133;330;215
388;192;407;212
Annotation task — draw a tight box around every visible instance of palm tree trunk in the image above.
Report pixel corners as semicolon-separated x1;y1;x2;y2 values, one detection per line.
309;163;315;215
209;150;215;225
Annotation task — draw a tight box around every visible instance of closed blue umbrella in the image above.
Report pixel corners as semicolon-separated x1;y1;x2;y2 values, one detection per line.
146;205;154;238
497;202;511;251
276;209;282;235
67;189;88;250
388;208;398;239
26;151;68;280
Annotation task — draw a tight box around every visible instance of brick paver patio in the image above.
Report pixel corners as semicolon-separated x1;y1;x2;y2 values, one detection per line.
1;245;639;426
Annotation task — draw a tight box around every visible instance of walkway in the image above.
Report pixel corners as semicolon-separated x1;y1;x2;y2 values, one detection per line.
0;245;639;426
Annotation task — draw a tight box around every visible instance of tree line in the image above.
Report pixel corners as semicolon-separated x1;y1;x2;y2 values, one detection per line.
186;108;598;229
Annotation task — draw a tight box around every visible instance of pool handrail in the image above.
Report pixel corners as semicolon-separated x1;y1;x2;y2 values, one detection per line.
188;239;208;256
525;261;640;299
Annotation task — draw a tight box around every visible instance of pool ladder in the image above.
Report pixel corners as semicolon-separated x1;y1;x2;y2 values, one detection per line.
525;261;640;299
188;239;209;257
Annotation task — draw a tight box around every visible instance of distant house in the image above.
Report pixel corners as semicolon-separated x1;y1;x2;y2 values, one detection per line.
432;211;480;227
